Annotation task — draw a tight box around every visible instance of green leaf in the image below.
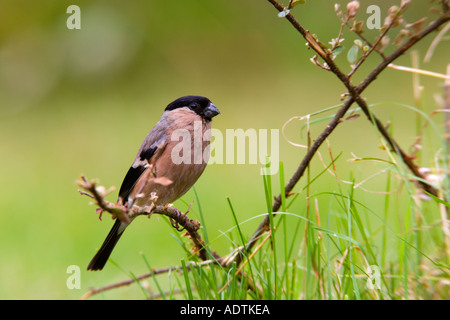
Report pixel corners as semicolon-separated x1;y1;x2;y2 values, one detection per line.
347;44;359;64
332;45;345;56
424;191;450;208
291;0;306;7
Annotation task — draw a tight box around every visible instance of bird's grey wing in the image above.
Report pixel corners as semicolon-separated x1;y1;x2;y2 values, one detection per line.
118;128;167;204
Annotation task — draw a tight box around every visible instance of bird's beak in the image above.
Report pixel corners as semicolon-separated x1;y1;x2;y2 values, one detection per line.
204;103;220;119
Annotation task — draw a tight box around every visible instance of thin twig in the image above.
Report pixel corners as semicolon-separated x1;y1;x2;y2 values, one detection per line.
82;265;182;299
348;2;409;78
424;20;450;63
388;64;450;80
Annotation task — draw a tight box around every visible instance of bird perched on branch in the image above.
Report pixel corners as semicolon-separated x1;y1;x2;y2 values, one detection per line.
87;95;220;271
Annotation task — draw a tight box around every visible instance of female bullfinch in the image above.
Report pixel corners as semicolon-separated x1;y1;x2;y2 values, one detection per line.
87;95;220;270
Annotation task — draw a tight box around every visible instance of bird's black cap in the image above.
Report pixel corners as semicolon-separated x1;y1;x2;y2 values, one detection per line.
165;95;220;121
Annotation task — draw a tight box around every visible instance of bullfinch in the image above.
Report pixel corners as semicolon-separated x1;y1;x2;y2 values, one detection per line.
87;95;220;271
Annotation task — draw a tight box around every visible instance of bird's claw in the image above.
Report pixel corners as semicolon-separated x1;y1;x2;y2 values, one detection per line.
169;204;193;232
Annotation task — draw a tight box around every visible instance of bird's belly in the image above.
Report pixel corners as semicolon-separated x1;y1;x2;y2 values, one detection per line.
136;161;207;206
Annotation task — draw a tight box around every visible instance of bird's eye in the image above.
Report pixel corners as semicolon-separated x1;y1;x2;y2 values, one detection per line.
189;103;199;110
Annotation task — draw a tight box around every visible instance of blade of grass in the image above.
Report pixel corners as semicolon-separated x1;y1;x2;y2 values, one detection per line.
304;129;312;300
347;180;361;300
279;161;287;213
173;268;189;299
181;260;194;300
141;253;166;300
192;187;219;292
262;156;278;299
227;198;247;249
227;197;257;289
129;271;150;299
326;197;334;300
278;161;290;299
228;262;238;299
381;172;391;269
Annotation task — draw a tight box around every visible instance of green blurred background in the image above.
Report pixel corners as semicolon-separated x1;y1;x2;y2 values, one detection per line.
0;0;448;299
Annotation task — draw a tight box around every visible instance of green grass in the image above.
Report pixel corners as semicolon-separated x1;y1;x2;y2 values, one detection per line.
130;189;448;300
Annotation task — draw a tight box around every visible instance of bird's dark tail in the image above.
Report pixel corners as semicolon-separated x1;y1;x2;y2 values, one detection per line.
87;219;125;271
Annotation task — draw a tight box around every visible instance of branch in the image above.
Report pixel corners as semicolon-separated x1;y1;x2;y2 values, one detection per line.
77;175;219;261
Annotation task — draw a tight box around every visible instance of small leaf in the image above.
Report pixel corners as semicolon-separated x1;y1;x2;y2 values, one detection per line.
345;113;360;122
353;20;364;33
347;45;359;64
332;45;345;56
354;39;363;48
406;17;426;33
291;0;306;7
